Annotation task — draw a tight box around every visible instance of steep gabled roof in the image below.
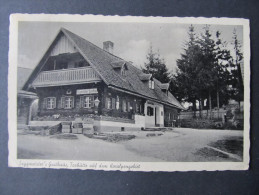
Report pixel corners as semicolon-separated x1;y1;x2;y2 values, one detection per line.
24;28;184;110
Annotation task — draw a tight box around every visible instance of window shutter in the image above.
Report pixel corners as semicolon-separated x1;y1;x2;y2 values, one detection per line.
71;97;75;108
43;98;47;109
112;98;116;109
57;98;61;109
60;97;65;108
90;96;94;108
127;102;131;112
61;97;65;108
105;97;109;109
116;96;120;110
53;98;56;108
80;96;84;108
122;100;126;112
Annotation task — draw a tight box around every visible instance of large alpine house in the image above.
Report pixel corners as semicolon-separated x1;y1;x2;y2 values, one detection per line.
23;28;184;132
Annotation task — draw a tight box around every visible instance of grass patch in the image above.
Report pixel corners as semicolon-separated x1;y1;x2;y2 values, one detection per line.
17;148;44;159
50;134;78;140
84;133;135;143
209;136;243;157
195;147;229;159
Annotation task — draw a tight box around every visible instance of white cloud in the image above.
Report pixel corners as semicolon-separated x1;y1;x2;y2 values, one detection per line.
117;39;150;69
164;52;181;73
18;54;37;69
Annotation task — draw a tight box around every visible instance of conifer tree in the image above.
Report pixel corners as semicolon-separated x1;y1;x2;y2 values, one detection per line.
230;29;244;105
143;45;170;83
173;25;201;117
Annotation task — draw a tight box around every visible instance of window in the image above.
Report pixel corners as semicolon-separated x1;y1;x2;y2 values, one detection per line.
122;100;127;112
81;96;94;108
127;102;131;112
112;98;116;109
106;97;112;109
136;102;142;113
44;97;56;109
136;103;140;113
116;96;120;110
60;96;74;109
64;96;74;109
121;64;127;77
121;67;126;76
147;106;154;116
149;80;154;89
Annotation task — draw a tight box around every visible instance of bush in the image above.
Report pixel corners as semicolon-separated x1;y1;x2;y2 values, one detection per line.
180;119;215;129
48;123;62;135
223;120;243;130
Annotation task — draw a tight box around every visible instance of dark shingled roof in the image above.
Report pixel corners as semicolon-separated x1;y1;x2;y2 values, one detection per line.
159;83;170;90
26;28;184;110
18;67;37;98
18;67;33;90
139;73;152;81
110;60;125;69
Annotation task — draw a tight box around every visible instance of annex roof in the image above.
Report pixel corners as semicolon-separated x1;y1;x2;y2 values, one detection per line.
23;28;184;110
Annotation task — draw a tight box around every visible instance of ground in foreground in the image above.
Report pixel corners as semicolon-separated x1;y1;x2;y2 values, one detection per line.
17;128;243;162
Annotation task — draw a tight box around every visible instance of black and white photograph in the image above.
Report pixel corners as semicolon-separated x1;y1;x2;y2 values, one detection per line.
8;14;250;171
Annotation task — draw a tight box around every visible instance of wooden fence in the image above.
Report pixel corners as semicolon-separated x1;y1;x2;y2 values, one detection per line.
179;109;226;120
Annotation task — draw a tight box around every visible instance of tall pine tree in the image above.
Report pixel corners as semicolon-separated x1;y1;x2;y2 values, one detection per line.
142;45;170;83
173;25;202;117
231;29;244;105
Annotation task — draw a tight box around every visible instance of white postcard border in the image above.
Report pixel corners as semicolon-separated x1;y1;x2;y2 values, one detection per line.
8;14;250;172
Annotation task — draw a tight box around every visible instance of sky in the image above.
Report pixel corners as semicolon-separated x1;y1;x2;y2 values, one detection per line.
18;21;243;74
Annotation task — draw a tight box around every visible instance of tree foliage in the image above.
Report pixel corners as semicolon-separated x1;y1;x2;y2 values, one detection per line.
142;45;170;83
172;25;243;116
230;29;244;103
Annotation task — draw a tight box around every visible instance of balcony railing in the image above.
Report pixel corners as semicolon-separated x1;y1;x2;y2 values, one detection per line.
32;67;102;87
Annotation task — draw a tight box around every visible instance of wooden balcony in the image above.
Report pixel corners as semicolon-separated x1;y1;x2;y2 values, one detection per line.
32;67;102;87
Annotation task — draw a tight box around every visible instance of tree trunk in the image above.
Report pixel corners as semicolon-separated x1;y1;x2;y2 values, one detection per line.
217;89;220;120
192;100;196;118
199;98;203;118
201;98;204;118
209;91;212;119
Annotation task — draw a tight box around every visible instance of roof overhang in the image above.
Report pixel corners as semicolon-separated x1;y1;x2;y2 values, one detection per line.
18;90;38;99
108;85;184;110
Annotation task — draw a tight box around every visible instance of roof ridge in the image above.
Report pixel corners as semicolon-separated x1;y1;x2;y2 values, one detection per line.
61;28;125;61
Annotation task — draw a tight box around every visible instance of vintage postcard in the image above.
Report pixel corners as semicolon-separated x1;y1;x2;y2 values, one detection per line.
8;14;250;171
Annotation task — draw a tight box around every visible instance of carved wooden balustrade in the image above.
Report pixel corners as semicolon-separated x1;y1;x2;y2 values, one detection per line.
32;67;102;87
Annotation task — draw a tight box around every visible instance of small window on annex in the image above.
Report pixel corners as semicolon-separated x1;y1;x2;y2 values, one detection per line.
147;106;154;116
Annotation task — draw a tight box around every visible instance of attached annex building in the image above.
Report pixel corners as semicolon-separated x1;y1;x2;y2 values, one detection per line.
23;28;184;132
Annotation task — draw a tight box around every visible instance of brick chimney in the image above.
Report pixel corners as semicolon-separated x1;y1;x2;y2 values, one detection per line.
103;41;114;54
